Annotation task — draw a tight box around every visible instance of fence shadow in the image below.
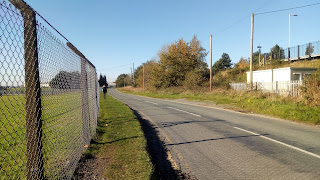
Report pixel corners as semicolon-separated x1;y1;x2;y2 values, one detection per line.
166;134;269;146
129;107;189;180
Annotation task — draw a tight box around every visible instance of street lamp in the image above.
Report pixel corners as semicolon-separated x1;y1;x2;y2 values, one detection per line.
289;14;297;61
257;44;262;65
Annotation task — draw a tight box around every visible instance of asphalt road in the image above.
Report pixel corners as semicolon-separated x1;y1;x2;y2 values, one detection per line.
108;87;320;180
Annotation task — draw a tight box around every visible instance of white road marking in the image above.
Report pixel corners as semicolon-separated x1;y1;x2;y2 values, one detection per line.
234;126;320;159
167;106;202;117
144;101;159;105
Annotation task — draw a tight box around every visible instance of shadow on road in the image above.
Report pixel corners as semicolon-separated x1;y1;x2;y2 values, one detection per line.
130;107;196;180
160;120;225;128
166;134;269;146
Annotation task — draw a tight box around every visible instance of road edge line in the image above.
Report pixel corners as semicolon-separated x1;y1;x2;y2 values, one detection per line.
234;126;320;159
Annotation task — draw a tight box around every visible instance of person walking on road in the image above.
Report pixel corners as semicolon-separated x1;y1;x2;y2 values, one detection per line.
102;84;107;99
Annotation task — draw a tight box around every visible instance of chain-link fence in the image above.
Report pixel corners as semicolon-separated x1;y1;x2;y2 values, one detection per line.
0;0;99;179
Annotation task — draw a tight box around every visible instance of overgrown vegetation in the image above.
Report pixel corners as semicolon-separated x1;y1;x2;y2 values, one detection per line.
116;35;209;90
301;67;320;106
82;93;153;179
116;36;319;124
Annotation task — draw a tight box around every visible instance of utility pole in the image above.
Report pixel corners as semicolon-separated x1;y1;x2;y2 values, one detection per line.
250;13;254;91
143;65;145;90
133;63;135;85
257;44;261;66
210;35;212;92
130;67;132;84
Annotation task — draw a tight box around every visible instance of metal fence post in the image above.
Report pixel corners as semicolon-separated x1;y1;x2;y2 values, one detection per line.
8;0;44;179
297;45;300;60
81;58;90;144
67;43;90;145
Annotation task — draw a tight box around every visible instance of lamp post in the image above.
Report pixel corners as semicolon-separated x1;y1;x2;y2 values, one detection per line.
257;45;261;66
289;14;297;61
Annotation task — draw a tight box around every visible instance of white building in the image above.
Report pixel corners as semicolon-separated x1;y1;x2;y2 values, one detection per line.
246;67;317;95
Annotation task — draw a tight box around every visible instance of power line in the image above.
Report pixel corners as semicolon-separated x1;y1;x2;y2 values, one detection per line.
255;2;320;15
213;0;273;36
254;0;274;13
98;63;132;71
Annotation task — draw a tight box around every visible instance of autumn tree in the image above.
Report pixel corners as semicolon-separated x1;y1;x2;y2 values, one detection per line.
150;35;207;88
115;74;130;87
134;60;156;89
229;57;249;82
234;57;249;69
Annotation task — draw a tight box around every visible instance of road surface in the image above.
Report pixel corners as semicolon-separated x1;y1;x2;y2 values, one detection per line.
108;87;320;180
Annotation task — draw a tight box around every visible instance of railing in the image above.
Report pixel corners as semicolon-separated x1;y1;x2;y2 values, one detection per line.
230;80;302;97
284;41;320;61
229;83;247;91
0;0;99;179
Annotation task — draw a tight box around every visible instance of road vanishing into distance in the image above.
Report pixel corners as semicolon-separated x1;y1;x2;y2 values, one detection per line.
108;87;320;180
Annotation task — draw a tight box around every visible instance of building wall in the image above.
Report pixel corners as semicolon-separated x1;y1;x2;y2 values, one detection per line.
247;67;317;83
273;68;291;82
291;68;317;81
246;67;317;95
246;69;273;84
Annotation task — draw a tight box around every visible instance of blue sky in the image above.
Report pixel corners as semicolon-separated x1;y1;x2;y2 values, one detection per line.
26;0;320;82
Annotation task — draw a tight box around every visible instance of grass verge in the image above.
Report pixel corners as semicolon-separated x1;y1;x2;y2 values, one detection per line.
79;93;153;179
0;92;84;179
119;87;320;125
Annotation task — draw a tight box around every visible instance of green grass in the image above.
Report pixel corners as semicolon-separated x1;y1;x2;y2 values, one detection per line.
0;94;27;179
0;91;86;179
41;92;84;179
1;91;153;179
84;93;153;179
119;88;320;125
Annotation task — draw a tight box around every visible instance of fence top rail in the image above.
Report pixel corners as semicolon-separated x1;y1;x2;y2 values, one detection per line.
3;0;95;69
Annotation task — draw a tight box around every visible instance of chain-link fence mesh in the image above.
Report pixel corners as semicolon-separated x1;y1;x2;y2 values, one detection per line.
0;1;99;179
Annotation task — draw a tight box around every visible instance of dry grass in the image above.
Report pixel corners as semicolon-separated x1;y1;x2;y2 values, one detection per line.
256;59;320;71
119;87;320;125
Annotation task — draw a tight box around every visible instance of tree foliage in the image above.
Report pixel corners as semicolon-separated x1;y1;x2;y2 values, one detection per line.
212;53;232;74
305;43;314;55
183;69;206;89
115;74;130;87
134;60;156;89
150;35;208;89
235;57;249;69
270;44;285;60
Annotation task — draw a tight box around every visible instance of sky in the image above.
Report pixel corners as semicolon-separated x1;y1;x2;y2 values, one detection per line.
24;0;320;83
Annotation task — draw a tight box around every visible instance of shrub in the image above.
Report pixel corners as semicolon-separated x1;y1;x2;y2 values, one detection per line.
301;68;320;106
183;70;206;89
